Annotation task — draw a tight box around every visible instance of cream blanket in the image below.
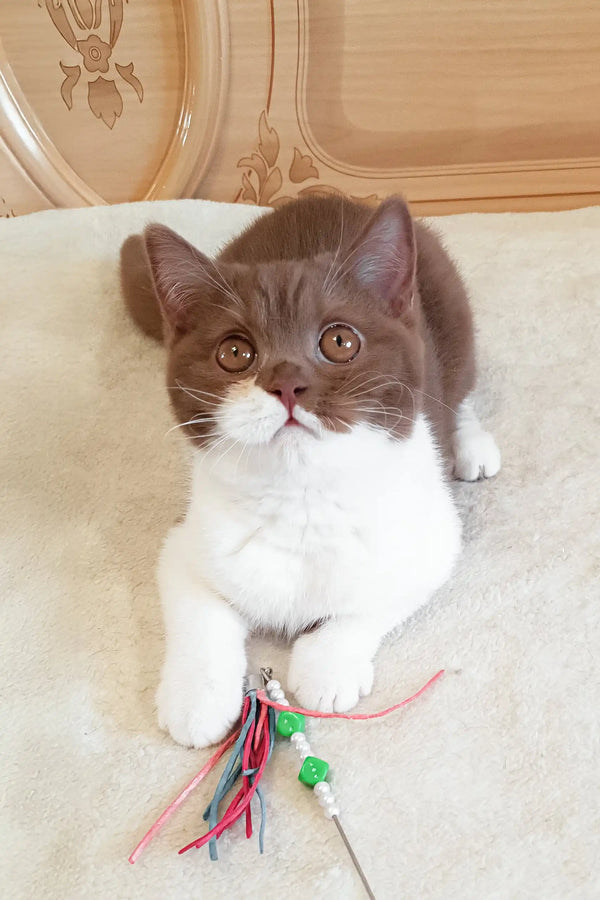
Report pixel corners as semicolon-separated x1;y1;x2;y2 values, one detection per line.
1;199;598;899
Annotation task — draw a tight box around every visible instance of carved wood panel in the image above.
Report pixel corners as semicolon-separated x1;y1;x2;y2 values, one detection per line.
0;0;599;216
0;0;227;212
200;0;600;214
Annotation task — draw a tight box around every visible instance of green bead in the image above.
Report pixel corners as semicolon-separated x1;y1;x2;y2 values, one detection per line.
276;711;306;737
298;756;329;786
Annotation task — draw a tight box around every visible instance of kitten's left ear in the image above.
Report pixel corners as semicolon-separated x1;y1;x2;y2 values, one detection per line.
144;224;228;340
349;196;416;316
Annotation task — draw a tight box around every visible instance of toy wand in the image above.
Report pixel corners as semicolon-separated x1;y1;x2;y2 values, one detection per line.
258;667;376;899
129;666;445;899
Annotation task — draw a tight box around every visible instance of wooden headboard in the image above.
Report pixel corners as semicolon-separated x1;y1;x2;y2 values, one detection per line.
1;1;599;218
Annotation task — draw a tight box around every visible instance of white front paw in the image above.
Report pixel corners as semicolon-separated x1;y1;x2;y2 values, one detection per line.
452;428;501;481
156;663;243;749
288;632;374;713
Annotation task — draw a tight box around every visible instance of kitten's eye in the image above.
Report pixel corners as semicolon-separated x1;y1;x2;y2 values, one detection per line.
319;324;361;364
216;335;256;373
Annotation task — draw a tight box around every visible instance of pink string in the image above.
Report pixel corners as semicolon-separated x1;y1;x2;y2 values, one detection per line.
256;668;445;719
242;701;257;839
242;702;268;839
128;727;240;864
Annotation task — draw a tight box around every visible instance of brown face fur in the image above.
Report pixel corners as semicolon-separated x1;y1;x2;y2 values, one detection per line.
164;255;424;444
122;195;475;460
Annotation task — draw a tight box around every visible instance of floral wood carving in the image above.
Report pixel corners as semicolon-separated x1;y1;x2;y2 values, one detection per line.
43;0;143;129
0;197;16;218
289;148;318;183
236;111;380;208
237;110;322;208
237;111;285;206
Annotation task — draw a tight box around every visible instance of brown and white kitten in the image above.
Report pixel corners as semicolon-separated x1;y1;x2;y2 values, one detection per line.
121;195;500;748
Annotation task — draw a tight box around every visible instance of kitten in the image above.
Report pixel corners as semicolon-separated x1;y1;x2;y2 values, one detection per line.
121;195;500;749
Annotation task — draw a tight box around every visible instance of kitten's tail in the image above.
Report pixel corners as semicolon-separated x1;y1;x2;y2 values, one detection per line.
120;234;164;342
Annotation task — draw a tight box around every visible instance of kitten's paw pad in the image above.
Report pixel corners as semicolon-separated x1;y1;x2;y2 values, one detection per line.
288;636;374;713
156;667;243;749
452;429;501;482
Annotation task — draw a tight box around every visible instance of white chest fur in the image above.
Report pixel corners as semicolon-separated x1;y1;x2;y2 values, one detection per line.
178;416;461;634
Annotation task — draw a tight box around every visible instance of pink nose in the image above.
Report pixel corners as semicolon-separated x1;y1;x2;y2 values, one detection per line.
269;382;307;416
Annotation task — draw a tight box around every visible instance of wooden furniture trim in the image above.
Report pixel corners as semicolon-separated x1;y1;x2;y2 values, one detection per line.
294;0;600;197
0;0;229;207
0;39;106;207
147;0;230;199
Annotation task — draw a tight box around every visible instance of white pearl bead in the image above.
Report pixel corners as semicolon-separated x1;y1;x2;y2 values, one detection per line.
317;791;337;808
299;745;313;760
323;804;340;819
290;732;307;746
313;781;332;799
265;679;280;692
278;698;290;706
294;738;311;753
269;687;285;701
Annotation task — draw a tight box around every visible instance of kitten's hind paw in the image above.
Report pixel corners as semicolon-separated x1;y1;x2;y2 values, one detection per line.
452;397;501;481
452;427;501;481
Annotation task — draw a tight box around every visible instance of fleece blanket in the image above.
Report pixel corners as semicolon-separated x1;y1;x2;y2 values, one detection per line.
1;199;599;900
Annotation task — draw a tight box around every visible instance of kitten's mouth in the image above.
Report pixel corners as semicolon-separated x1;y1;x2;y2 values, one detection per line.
273;413;316;440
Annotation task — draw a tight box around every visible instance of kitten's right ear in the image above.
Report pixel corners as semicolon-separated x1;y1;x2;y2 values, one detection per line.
347;196;416;317
144;224;218;339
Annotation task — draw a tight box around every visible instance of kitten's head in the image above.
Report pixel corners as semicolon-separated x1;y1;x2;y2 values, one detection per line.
144;197;424;455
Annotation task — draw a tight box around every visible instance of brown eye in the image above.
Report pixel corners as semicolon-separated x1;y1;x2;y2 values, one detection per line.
319;324;361;364
216;335;256;372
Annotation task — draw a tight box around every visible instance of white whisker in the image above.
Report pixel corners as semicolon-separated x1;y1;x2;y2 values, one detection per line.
164;415;215;437
170;381;223;405
197;260;245;310
323;198;346;295
413;388;457;415
209;257;246;308
211;438;240;471
233;438;251;479
325;233;387;295
197;434;230;460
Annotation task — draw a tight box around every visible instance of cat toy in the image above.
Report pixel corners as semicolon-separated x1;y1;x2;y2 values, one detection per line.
129;667;445;899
